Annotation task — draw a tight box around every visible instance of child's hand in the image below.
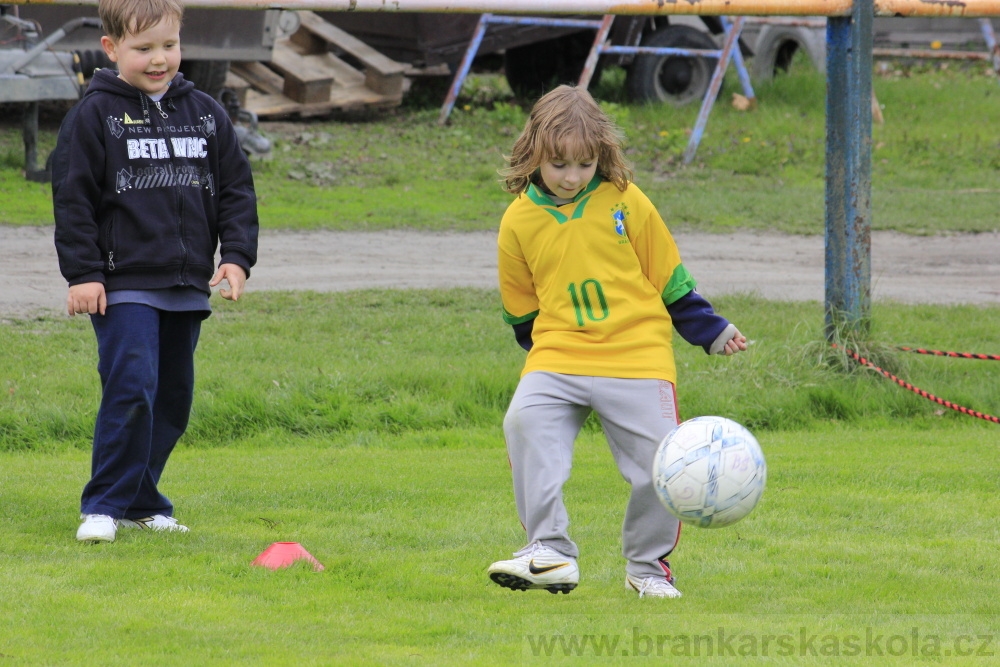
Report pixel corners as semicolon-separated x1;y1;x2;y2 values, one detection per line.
67;282;106;316
210;263;248;301
718;329;748;356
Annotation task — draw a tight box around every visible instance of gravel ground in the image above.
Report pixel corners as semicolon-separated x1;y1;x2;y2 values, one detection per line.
2;226;997;319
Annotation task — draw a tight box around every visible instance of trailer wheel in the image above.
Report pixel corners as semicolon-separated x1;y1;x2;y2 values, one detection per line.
179;59;231;100
626;25;719;106
750;24;826;81
76;50;114;79
504;32;598;99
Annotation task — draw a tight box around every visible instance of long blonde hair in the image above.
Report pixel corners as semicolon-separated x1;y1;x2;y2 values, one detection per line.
500;85;632;195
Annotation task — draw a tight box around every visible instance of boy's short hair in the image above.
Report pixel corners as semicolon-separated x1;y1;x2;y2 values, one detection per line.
99;0;183;42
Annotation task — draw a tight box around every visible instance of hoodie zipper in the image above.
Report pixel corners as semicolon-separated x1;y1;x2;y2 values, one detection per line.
136;88;191;284
105;219;116;271
151;96;190;284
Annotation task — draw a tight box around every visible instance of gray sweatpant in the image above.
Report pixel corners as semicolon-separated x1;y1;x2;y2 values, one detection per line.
503;371;682;579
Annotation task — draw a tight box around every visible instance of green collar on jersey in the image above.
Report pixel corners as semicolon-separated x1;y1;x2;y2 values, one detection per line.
526;174;603;224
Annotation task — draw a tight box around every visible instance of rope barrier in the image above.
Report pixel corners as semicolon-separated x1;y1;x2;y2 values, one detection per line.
898;347;1000;361
832;343;1000;424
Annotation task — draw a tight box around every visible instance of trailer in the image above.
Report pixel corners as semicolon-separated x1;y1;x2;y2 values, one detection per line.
321;12;997;103
320;12;752;106
750;16;999;80
3;5;283;96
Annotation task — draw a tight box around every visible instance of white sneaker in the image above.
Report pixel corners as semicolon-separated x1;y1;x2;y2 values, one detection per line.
77;514;117;543
626;573;682;599
118;515;189;532
488;542;579;594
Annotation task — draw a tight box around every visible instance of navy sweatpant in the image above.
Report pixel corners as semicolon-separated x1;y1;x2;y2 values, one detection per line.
82;304;203;519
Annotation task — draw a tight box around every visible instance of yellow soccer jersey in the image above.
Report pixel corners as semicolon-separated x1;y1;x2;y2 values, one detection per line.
498;176;696;382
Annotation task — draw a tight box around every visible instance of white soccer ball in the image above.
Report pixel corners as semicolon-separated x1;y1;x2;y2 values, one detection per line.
652;416;766;528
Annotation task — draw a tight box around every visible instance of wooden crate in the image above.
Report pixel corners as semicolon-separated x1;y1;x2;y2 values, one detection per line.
231;11;407;118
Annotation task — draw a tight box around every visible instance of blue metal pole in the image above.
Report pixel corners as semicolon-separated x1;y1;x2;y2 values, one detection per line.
439;14;607;124
578;15;615;89
723;16;756;100
682;16;746;165
438;14;491;125
824;0;873;335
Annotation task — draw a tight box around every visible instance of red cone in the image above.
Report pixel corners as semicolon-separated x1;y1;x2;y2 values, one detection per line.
251;542;324;571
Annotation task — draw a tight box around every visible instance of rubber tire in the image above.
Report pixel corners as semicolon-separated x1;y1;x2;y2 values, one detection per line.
626;25;720;106
76;49;114;79
179;59;231;100
504;32;600;100
750;25;826;81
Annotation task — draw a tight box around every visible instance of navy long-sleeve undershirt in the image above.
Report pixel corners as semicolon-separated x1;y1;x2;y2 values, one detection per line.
510;289;731;354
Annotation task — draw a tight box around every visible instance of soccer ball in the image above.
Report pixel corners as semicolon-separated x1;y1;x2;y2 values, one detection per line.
652;416;766;528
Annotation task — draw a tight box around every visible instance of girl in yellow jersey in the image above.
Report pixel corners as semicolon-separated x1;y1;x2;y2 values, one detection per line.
487;85;747;599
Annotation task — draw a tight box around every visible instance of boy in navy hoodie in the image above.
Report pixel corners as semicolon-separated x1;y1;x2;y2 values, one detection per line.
52;0;259;542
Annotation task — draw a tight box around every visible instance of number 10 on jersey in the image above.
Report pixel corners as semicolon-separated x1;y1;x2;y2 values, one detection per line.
568;279;609;326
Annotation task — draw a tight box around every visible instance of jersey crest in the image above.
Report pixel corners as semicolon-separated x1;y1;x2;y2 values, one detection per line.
611;203;630;244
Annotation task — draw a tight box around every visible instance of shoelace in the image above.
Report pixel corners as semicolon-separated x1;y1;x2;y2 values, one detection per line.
634;576;679;598
518;541;549;559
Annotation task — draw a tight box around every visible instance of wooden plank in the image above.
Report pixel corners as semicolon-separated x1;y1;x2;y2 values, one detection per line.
270;43;334;103
231;61;285;96
296;11;407;77
313;52;365;87
243;90;305;116
234;28;404;119
241;76;398;115
288;26;328;55
291;12;405;97
363;68;403;97
243;85;400;118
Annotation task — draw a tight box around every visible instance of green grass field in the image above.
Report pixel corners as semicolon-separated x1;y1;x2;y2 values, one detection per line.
1;58;1000;665
2;425;998;665
1;292;999;664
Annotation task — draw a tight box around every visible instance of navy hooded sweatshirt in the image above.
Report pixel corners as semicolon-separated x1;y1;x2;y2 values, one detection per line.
53;69;258;295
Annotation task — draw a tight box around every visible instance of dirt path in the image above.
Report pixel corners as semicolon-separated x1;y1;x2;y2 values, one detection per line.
2;226;997;318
